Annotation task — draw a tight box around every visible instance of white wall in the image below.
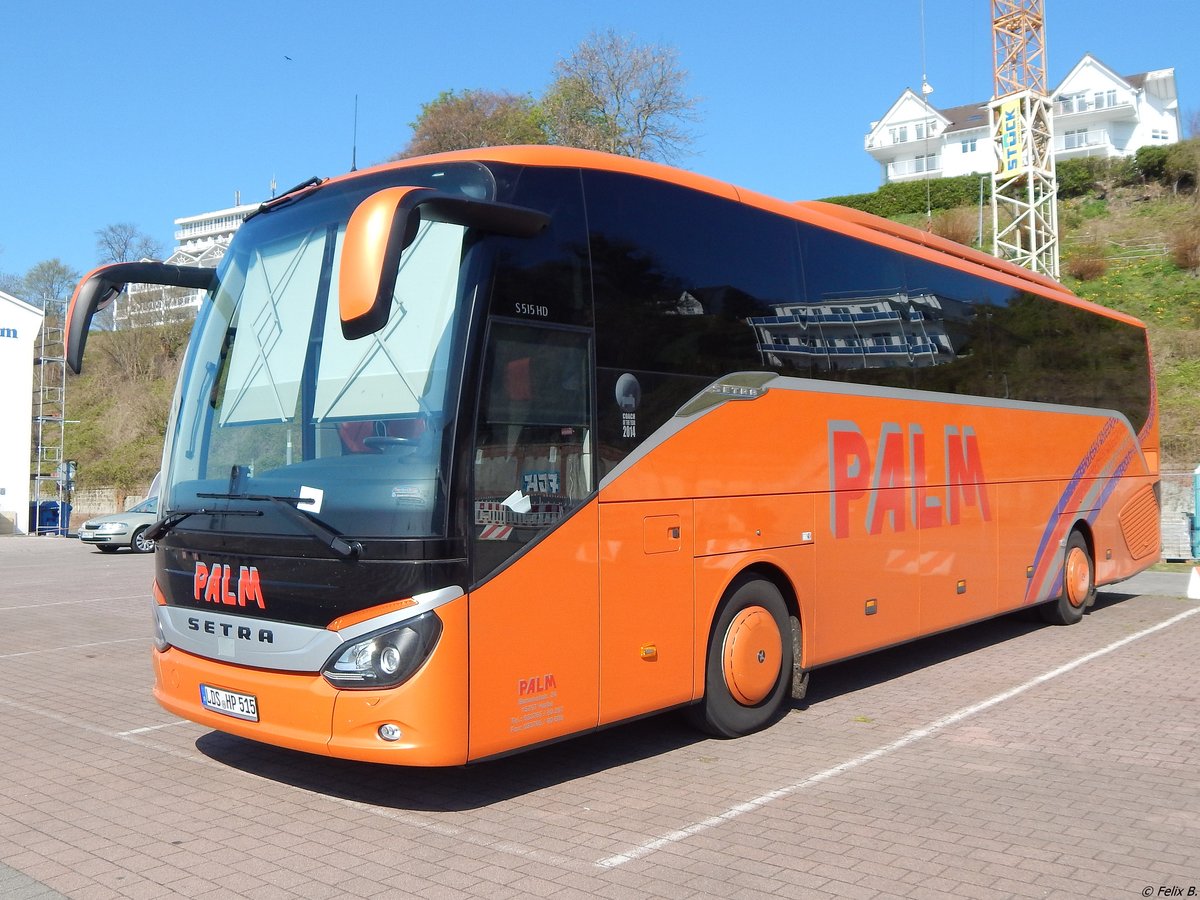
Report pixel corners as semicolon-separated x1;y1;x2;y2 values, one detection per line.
0;293;44;534
940;129;991;178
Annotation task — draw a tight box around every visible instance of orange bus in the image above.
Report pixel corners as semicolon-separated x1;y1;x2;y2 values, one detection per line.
66;146;1159;765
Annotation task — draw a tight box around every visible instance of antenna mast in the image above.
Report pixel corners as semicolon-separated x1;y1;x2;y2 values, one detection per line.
989;0;1059;277
351;95;359;172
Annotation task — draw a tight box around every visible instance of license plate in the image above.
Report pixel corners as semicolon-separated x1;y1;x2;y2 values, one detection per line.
200;684;259;722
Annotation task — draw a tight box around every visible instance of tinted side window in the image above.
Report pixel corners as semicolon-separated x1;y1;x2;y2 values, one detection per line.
754;224;922;391
986;292;1150;429
904;254;1150;428
782;232;1150;430
489;166;591;328
585;170;801;474
904;254;1018;400
471;321;593;582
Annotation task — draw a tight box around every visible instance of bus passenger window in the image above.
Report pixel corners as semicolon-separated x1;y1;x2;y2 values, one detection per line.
472;322;593;581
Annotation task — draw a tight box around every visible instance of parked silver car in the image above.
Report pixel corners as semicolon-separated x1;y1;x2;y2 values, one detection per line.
78;497;158;553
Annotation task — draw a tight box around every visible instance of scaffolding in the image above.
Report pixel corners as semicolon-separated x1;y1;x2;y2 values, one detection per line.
29;297;71;534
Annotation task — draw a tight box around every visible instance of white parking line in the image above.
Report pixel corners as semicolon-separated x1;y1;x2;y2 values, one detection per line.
596;605;1200;869
0;597;141;611
116;721;189;737
0;638;145;659
0;691;588;872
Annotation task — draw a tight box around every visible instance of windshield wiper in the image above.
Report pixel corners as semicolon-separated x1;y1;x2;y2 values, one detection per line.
144;507;261;543
245;176;326;221
197;492;363;559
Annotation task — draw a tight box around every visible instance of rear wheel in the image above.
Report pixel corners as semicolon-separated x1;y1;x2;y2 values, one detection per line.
690;575;793;738
1039;530;1093;625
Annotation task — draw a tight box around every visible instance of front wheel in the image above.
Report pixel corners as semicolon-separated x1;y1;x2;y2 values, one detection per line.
131;527;155;554
689;575;793;738
1039;530;1093;625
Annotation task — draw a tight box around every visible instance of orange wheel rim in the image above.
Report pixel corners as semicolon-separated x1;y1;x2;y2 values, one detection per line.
722;606;783;706
1065;546;1090;608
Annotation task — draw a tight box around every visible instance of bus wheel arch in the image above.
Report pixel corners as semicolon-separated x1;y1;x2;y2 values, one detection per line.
1039;525;1095;626
688;568;799;738
739;562;810;702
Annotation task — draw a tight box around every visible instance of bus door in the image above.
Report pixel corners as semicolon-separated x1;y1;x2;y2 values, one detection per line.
466;320;600;759
598;498;695;725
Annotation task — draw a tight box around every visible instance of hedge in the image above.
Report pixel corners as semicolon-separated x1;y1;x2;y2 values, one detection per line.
822;174;991;217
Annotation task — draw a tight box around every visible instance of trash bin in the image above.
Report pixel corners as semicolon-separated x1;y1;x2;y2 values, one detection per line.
28;500;71;536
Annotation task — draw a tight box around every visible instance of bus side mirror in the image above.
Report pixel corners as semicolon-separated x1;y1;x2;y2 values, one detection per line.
339;187;550;340
66;262;216;373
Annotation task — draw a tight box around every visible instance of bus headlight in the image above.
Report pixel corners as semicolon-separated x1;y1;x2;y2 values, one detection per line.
322;611;442;689
152;607;170;652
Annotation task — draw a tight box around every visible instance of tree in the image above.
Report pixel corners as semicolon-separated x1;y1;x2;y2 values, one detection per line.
542;29;699;163
90;223;165;329
1165;137;1199;198
0;270;23;297
540;75;621;154
0;245;18;297
394;89;546;159
23;258;79;303
95;223;163;263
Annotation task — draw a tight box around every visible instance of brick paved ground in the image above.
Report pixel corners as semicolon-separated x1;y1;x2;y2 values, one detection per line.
1;536;1197;899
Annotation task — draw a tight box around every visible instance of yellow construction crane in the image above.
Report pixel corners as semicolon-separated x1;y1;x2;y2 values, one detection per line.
989;0;1060;276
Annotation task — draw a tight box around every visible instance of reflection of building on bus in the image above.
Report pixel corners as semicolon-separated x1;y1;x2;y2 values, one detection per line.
749;292;954;370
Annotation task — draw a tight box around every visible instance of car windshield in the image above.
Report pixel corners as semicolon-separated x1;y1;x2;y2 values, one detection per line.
128;497;157;515
160;164;495;540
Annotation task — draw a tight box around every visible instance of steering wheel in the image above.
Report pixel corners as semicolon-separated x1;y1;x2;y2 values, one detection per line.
362;435;414;451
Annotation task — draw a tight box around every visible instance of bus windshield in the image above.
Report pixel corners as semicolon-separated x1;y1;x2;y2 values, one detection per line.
162;168;490;541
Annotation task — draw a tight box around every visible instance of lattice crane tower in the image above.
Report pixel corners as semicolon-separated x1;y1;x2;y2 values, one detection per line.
989;0;1060;277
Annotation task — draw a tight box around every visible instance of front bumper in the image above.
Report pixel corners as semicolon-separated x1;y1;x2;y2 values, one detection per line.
151;595;469;766
80;530;127;544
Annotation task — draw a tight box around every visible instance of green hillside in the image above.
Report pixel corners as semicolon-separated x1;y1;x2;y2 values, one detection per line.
65;323;190;493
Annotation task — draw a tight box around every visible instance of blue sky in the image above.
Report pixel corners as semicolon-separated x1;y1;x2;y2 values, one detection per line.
0;0;1193;283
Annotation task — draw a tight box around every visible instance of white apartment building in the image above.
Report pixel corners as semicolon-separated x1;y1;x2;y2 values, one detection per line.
0;291;45;534
117;200;258;327
865;54;1182;184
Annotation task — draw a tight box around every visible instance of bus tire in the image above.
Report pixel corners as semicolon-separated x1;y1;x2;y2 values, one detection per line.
1039;530;1093;626
690;575;793;738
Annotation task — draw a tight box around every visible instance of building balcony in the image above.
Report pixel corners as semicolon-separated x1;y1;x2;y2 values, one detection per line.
1054;129;1116;158
865;130;943;152
886;157;943;180
759;341;937;358
750;309;904;326
1053;93;1136;123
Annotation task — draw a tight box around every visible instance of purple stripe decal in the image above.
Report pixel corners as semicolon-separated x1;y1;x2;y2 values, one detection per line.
1023;420;1134;605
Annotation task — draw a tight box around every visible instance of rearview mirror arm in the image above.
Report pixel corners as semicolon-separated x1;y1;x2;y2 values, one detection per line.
66;262;216;373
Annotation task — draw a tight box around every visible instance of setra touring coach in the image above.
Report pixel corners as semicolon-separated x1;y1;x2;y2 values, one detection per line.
66;146;1159;765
